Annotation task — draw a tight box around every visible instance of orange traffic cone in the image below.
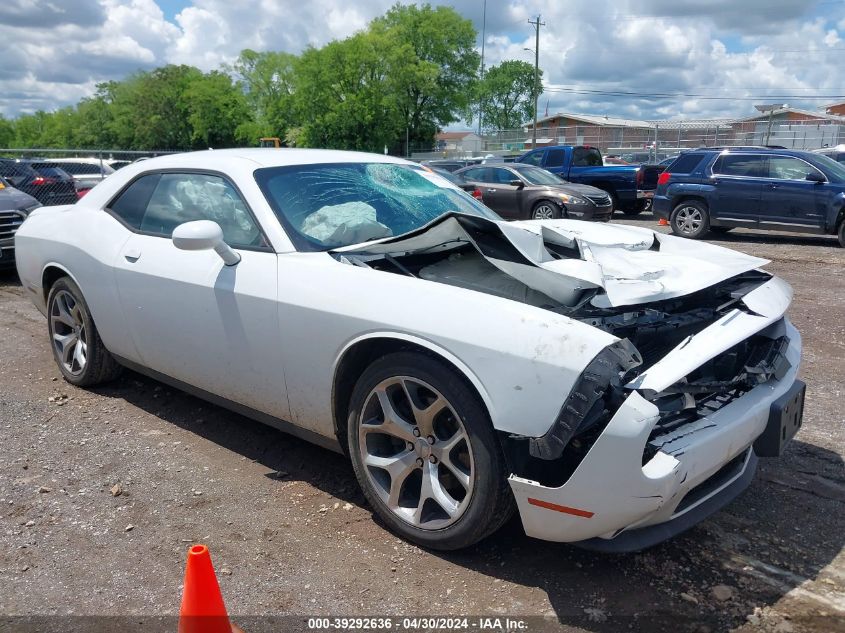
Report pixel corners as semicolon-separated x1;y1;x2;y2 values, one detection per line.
178;544;236;633
657;218;669;226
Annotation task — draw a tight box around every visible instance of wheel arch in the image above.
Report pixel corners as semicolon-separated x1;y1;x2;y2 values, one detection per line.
41;263;80;304
331;333;495;454
671;194;709;211
531;198;564;218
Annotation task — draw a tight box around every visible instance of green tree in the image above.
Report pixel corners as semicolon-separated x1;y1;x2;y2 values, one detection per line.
231;49;297;143
371;3;480;150
184;70;252;147
476;60;542;131
293;32;403;152
74;90;118;148
112;65;202;149
0;116;12;147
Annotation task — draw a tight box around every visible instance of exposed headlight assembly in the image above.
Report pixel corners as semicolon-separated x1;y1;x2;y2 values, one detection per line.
528;339;643;460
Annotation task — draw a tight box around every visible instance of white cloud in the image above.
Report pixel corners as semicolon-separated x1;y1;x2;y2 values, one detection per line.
1;0;843;122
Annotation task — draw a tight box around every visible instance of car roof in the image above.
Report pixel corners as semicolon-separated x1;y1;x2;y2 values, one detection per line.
695;147;819;158
142;148;412;170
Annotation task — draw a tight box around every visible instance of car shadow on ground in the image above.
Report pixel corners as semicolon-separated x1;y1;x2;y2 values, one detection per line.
91;370;845;633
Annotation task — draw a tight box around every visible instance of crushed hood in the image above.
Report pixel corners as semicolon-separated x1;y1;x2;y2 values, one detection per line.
334;214;769;308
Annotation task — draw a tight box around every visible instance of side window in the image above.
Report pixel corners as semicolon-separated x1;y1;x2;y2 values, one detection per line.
835;153;845;165
108;173;161;229
490;168;515;184
572;147;603;167
139;173;265;248
546;149;566;168
460;167;487;182
768;157;823;181
712;155;765;177
667;153;704;174
521;151;545;166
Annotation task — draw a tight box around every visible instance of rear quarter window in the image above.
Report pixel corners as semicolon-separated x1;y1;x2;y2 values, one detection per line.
667;153;705;174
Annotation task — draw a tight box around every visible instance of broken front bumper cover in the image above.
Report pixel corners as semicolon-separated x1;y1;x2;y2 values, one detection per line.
507;319;802;551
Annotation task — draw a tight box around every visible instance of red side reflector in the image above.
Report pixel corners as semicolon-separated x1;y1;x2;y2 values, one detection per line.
657;172;671;186
527;497;594;518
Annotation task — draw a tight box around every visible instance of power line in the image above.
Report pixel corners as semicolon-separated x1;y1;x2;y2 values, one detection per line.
543;86;845;101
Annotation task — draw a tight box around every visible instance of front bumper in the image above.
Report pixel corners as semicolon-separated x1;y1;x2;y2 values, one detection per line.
568;203;613;223
507;318;802;549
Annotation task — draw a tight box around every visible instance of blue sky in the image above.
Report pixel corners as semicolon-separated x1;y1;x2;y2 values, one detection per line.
1;0;844;121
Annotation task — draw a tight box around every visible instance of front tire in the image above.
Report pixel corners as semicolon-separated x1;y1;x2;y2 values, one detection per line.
347;352;514;550
531;200;562;220
670;200;710;239
838;220;845;248
47;277;122;386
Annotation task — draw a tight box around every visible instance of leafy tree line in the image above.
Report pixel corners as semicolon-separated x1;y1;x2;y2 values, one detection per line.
0;3;541;153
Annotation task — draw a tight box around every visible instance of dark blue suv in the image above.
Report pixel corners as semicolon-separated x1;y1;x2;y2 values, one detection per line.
653;148;845;247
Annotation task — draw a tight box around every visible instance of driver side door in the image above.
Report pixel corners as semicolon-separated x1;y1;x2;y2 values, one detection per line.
107;171;290;420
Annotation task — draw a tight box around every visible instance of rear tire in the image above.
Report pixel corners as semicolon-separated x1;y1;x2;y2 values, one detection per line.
347;352;514;550
47;277;122;387
670;200;710;239
838;220;845;248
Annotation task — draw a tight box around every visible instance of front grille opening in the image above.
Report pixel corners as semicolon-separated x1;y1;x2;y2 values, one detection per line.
641;334;788;465
674;449;749;514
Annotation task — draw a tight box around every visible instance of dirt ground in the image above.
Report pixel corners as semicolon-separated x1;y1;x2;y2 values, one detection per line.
1;217;844;633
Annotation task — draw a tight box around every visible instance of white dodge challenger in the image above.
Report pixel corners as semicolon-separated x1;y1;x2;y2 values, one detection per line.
14;149;805;551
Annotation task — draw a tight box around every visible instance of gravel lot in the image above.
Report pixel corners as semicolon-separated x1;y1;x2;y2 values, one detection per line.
1;217;844;633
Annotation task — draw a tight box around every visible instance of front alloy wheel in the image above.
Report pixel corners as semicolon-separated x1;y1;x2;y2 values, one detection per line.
348;352;514;550
532;201;561;220
357;376;474;529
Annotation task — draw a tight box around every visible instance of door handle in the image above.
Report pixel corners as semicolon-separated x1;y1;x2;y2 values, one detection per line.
770;184;779;189
124;248;141;263
487;188;497;193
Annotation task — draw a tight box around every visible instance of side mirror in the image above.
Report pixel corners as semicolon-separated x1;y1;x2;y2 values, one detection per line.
805;172;826;183
509;179;525;189
172;220;241;266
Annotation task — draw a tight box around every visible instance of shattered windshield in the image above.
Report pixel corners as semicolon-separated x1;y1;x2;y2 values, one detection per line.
255;162;500;251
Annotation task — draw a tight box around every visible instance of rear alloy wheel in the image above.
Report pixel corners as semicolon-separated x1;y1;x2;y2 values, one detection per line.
670;200;710;239
348;352;514;550
47;277;122;386
532;201;561;220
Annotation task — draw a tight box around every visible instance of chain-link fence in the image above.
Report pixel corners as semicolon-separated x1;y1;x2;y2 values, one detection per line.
418;118;845;161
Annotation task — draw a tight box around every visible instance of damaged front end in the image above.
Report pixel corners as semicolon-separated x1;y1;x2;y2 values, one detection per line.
334;213;804;549
505;279;803;550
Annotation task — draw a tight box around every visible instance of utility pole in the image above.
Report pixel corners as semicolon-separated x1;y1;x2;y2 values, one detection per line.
528;15;544;148
478;0;486;137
